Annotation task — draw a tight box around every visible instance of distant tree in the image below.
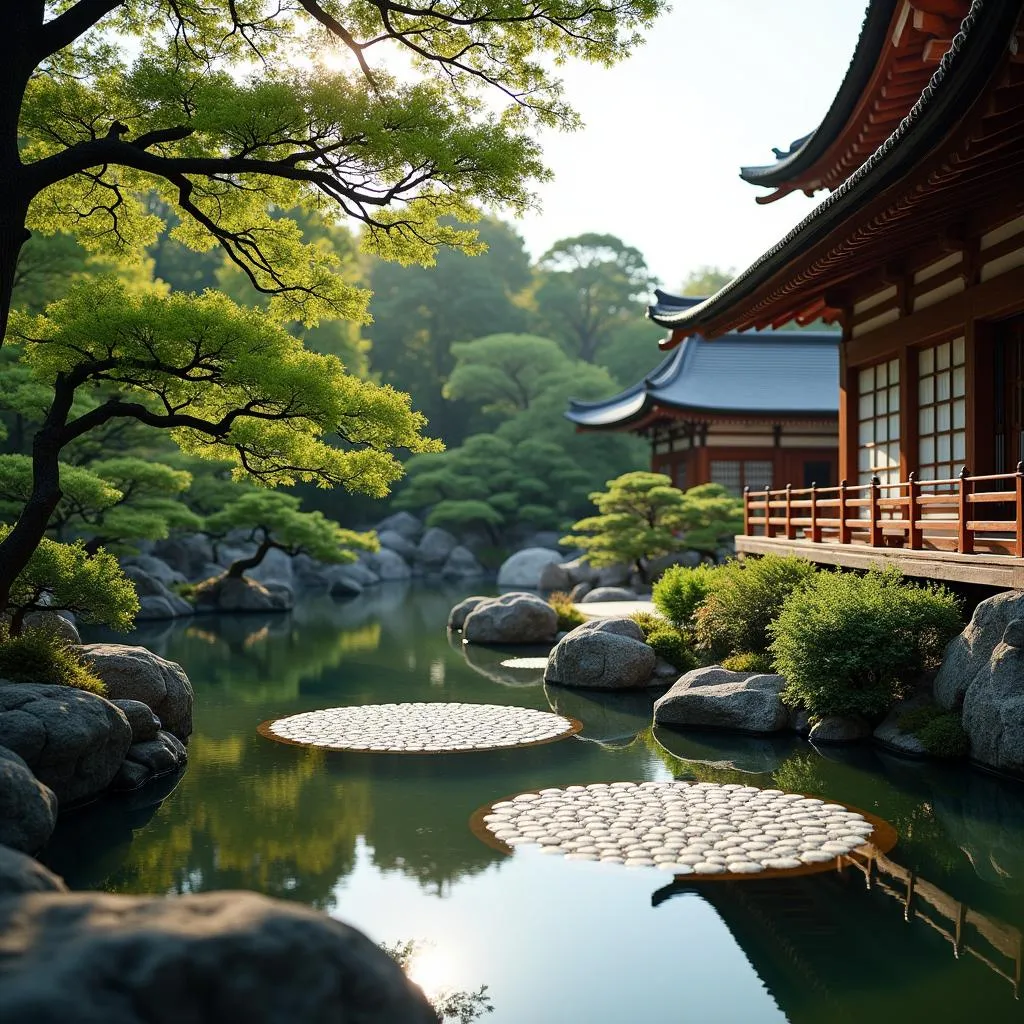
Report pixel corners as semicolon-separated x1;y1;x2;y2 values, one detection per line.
534;233;656;363
561;474;742;581
0;527;138;636
679;265;735;296
204;491;378;580
598;318;669;389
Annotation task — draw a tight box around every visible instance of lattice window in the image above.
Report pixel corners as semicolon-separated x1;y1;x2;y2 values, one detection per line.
918;337;966;486
710;460;773;496
857;358;901;485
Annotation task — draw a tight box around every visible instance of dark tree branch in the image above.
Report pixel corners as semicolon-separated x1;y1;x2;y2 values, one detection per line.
37;0;124;60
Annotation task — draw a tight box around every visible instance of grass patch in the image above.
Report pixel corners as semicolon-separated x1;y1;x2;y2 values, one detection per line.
721;652;774;674
0;626;106;695
548;591;585;632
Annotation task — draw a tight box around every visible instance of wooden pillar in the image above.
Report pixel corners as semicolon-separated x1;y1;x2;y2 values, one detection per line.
1016;462;1023;559
839;479;850;544
957;467;973;554
695;425;710;486
772;423;783;488
869;475;882;547
899;346;918;481
969;319;995;475
810;483;821;543
839;342;857;483
908;473;923;550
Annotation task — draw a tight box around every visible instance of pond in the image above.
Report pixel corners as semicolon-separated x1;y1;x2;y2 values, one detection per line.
44;584;1024;1023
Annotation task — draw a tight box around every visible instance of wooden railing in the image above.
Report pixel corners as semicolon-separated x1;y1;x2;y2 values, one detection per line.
743;465;1024;557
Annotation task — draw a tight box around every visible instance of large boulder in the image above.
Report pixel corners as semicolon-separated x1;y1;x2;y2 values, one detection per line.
462;593;558;645
538;561;572;592
79;644;193;742
193;575;294;614
873;696;929;757
0;684;132;805
447;595;491;631
152;533;215;580
0;746;58;854
653;667;790;734
112;730;188;791
109;699;161;743
497;547;563;589
960;619;1024;775
121;566;193;620
808;715;871;745
569;581;592;602
415;526;458;568
121;554;186;587
0;890;436;1023
579;586;637;603
596;563;632;588
0;846;67;896
935;590;1024;710
13;611;81;645
441;545;486;579
377;530;418;560
373;510;423;541
366;548;412;581
545;619;655;689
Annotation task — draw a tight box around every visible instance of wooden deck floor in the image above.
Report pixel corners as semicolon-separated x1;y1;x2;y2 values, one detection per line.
735;535;1024;589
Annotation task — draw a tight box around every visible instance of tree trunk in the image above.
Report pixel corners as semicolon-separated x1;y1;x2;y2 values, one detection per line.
0;194;30;344
226;538;274;579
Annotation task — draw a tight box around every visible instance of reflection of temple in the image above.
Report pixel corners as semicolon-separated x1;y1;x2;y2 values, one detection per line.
653;850;1022;1021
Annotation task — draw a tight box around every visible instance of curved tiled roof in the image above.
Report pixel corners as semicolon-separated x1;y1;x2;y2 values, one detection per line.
565;331;839;429
651;0;1017;345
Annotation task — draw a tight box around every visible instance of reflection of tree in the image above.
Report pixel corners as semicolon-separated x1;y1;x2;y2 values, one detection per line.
381;940;494;1023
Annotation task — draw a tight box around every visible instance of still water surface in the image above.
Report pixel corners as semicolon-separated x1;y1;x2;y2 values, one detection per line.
45;585;1024;1023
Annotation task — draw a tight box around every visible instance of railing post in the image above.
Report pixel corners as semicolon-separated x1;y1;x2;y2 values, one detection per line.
869;475;882;547
958;466;973;555
1016;463;1024;558
838;479;850;544
810;482;820;543
908;473;922;550
785;483;795;540
743;485;751;537
765;486;775;539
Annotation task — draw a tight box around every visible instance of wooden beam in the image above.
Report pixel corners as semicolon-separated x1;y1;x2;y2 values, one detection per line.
912;9;957;37
923;38;952;63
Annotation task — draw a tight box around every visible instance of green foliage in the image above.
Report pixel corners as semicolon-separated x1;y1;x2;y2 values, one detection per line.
770;568;963;721
898;705;969;760
205;492;378;575
678;266;735;297
380;940;493;1022
694;555;817;660
721;652;774;674
426;500;504;536
0;626;105;695
0;526;138;633
563;474;738;581
629;609;669;637
675;484;744;554
645;626;696;673
534;234;656;363
652;564;719;631
548;592;585;631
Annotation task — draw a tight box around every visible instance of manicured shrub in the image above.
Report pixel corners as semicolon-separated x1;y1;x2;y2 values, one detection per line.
721;652;774;674
693;555;817;659
548;591;586;631
629;609;668;637
769;568;962;721
652;563;719;631
0;627;106;694
646;626;697;673
898;705;969;759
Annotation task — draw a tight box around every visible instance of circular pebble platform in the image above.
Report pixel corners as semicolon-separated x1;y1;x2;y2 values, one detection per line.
499;657;549;670
258;702;581;753
470;781;897;880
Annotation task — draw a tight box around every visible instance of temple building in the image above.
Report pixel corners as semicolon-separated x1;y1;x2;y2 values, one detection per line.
566;291;840;496
645;0;1024;588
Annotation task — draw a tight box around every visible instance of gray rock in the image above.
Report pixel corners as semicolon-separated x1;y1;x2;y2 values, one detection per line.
561;557;599;587
416;526;458;568
935;591;1024;710
462;593;558;645
113;730;187;790
447;596;491;631
646;550;703;581
0;846;67;896
0;890;436;1024
441;545;485;579
377;530;418;560
110;699;161;743
14;611;81;645
366;548;412;581
194;575;293;613
545;626;656;689
653;667;790;734
344;560;382;585
0;685;132;805
569;581;592;601
873;696;929;757
808;715;871;745
496;547;563;589
152;533;215;580
0;746;58;854
79;644;193;742
373;510;424;541
579;586;637;603
329;574;364;598
121;554;186;587
249;548;295;588
596;563;632;588
122;566;194;620
653;657;679;680
538;561;572;592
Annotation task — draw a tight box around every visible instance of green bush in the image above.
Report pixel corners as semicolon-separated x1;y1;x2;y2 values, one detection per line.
770;568;962;721
548;592;586;632
652;563;719;631
898;705;969;759
721;652;774;674
629;609;668;637
694;555;817;659
0;627;106;695
646;625;697;673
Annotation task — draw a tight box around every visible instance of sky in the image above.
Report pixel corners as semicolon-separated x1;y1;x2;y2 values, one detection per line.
510;0;869;291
